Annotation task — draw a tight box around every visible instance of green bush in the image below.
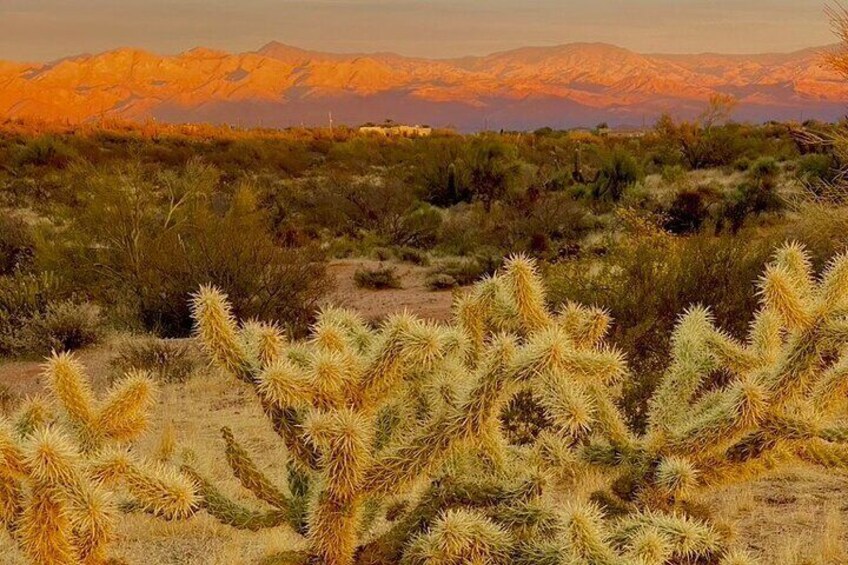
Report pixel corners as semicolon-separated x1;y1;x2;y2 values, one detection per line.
34;300;103;353
425;273;458;291
0;212;35;275
15;135;78;169
592;149;642;201
109;335;200;384
354;264;402;290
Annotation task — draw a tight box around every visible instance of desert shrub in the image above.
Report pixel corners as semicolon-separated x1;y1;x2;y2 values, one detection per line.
750;156;779;180
732;157;752;172
32;299;103;353
0;273;103;356
393;204;443;248
354;264;402;289
15;135;78;168
0;383;16;414
109;335;200;383
592;148;642;201
0;212;35;275
660;164;687;184
425;273;458;290
63;164;331;337
427;255;499;288
797;153;836;184
395;246;429;266
663;184;722;234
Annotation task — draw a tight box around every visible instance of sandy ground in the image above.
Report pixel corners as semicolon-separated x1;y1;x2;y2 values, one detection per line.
1;259;847;563
326;258;454;323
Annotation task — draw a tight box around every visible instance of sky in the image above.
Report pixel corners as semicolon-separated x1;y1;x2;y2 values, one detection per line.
0;0;838;62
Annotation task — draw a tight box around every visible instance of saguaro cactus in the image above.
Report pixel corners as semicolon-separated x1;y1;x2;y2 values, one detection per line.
0;353;197;564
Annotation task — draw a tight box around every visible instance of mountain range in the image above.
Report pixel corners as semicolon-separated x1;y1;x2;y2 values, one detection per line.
1;42;846;131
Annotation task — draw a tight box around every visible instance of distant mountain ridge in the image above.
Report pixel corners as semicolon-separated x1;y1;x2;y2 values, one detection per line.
1;41;845;131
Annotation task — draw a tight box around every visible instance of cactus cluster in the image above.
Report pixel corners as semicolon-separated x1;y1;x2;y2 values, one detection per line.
191;255;744;565
571;243;848;515
0;353;197;564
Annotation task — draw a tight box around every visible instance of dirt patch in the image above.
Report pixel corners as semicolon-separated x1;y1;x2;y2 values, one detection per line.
326;259;454;323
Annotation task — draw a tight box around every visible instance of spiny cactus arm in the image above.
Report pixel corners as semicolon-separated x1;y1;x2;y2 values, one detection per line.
13;396;51;437
795;437;848;470
748;309;784;365
401;508;514;565
454;294;486;364
819;251;848;313
611;511;722;562
354;314;438;410
620;527;672;565
265;405;320;471
67;481;115;564
239;319;287;369
774;242;815;299
92;449;198;520
491;498;562;542
308;350;358;410
810;352;848;412
532;431;587;485
314;306;373;354
559;501;619;565
304;409;373;565
759;262;814;330
0;420;25;527
356;476;536;565
535;374;595;441
0;418;26;477
704;329;760;376
18;483;78;565
191;286;253;383
44;352;96;431
646;307;717;433
503;254;551;332
363;336;520;496
220;427;293;511
257;358;315;410
453;334;518;439
668;378;767;457
583;379;635;448
179;465;293;531
93;370;157;443
652;456;699;501
513;328;626;386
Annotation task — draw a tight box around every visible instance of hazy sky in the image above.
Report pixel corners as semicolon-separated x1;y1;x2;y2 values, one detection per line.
0;0;837;61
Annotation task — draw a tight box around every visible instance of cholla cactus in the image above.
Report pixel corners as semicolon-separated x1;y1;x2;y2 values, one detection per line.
572;243;848;517
191;256;731;564
0;353;197;564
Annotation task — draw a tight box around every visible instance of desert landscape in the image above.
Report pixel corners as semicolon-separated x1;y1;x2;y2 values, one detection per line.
4;1;848;564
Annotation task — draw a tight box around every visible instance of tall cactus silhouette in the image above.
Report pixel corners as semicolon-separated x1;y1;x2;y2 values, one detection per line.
0;353;197;564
